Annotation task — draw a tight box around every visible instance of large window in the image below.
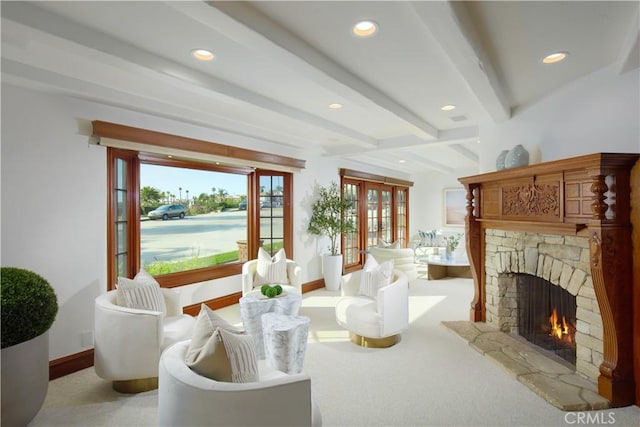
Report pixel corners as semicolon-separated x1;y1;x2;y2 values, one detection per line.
139;163;248;276
98;121;303;291
107;154;294;290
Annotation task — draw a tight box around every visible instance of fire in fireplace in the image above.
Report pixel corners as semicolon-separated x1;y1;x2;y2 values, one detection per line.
516;274;577;365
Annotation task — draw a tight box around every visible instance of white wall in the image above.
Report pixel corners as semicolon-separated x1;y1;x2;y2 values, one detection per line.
410;168;477;239
478;65;640;172
0;84;411;360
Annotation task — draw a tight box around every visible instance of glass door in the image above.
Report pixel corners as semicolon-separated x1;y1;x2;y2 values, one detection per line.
366;184;393;249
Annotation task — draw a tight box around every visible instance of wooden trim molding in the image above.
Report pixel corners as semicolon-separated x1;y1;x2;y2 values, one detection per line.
631;160;640;407
459;152;639;407
49;348;94;380
92;120;306;170
340;168;413;187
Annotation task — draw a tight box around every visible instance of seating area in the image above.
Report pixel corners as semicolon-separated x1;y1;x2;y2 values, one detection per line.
94;284;195;393
335;264;409;348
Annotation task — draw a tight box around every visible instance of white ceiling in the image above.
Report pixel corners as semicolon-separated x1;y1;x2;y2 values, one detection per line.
2;1;638;175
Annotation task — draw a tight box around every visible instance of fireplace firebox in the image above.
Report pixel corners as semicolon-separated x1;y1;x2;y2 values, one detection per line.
516;274;576;365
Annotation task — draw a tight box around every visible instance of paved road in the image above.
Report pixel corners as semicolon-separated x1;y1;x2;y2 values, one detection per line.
140;209;282;265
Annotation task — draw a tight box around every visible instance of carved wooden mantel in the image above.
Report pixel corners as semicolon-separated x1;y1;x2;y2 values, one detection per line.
459;152;639;407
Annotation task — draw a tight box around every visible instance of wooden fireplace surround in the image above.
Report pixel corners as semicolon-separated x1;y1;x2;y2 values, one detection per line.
459;153;639;407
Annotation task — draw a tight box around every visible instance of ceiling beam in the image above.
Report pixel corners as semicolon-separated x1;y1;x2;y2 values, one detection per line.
208;1;440;139
2;1;378;148
448;143;479;163
410;1;511;123
323;126;479;157
616;5;640;74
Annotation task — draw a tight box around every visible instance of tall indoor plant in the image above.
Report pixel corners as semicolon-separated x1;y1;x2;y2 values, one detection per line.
1;267;58;426
307;181;355;290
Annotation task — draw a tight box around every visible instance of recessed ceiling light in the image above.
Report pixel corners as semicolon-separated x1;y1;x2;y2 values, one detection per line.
399;160;406;163
329;103;343;110
542;52;568;64
191;49;215;61
353;20;378;37
441;105;456;111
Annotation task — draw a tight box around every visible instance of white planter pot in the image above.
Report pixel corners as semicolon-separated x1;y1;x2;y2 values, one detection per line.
1;331;50;426
322;254;343;291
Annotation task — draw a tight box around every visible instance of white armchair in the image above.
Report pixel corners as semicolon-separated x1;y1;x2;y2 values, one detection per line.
242;258;302;296
158;340;322;427
335;269;409;348
94;288;195;393
368;246;418;281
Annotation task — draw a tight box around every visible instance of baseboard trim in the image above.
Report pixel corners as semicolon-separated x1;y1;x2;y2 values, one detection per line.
302;278;325;292
50;348;94;380
183;291;243;316
51;279;327;379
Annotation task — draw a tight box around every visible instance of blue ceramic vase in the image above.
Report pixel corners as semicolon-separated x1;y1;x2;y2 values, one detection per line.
495;150;509;170
504;144;529;169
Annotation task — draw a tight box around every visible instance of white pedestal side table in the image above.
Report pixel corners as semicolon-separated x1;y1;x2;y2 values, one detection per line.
261;313;310;374
239;290;302;359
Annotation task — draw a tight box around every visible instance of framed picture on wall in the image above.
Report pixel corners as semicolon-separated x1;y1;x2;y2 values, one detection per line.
443;188;466;227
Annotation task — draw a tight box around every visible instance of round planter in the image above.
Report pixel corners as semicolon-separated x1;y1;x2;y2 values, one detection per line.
322;254;343;291
1;331;50;426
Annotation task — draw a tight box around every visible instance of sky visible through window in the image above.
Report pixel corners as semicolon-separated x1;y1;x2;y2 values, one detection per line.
141;164;247;198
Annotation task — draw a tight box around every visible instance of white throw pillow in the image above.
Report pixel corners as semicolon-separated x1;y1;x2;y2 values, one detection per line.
359;256;394;298
115;268;166;315
185;309;258;383
254;247;288;286
377;239;400;249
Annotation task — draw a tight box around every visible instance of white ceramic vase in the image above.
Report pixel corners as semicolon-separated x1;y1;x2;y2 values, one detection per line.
322;254;343;291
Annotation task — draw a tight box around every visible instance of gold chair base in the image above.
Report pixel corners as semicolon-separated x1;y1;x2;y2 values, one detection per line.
349;332;400;348
112;377;158;393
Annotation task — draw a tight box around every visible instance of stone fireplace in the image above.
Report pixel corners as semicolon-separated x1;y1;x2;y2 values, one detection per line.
484;230;598;381
459;153;639;407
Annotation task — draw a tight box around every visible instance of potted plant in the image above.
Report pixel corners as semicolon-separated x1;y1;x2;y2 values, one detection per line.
442;233;463;260
1;267;58;426
307;181;355;290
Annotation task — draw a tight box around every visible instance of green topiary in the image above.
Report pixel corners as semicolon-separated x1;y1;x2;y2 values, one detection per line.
261;284;270;295
1;267;58;349
265;286;278;298
275;285;283;295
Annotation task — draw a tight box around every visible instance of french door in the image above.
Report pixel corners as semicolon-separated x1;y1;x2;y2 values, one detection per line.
366;184;393;248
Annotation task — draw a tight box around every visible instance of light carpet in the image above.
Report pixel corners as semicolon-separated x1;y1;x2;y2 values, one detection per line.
29;277;640;427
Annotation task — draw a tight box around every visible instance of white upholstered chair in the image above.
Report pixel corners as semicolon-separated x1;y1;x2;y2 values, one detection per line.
158;340;322;427
242;258;302;296
94;289;195;393
335;269;409;348
368;246;418;281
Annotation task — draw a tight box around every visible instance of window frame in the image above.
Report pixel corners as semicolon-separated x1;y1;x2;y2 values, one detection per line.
101;121;301;291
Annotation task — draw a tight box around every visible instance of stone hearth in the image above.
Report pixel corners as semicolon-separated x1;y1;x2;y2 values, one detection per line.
443;320;609;411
